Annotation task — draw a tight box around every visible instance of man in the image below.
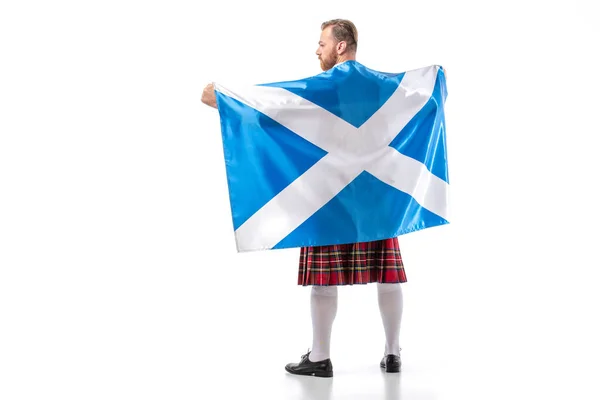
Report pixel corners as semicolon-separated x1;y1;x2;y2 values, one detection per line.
202;19;408;378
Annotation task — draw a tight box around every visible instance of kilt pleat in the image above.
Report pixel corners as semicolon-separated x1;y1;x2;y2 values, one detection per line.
298;237;407;286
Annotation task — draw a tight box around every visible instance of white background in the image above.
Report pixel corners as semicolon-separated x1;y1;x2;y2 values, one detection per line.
1;1;599;399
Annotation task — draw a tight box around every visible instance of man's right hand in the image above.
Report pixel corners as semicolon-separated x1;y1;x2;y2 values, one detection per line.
201;83;217;109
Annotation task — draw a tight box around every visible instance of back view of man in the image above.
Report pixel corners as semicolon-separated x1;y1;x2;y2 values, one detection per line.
282;19;406;378
202;19;408;378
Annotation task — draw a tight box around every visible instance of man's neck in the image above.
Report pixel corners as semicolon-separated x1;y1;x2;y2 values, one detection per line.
336;54;356;65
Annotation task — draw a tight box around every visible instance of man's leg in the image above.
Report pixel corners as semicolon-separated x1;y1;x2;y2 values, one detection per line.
284;285;337;377
309;285;338;362
377;283;403;356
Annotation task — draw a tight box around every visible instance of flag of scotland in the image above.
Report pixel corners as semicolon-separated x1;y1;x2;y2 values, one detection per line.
214;61;449;252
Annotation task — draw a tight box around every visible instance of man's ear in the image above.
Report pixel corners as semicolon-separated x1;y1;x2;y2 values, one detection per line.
337;41;347;54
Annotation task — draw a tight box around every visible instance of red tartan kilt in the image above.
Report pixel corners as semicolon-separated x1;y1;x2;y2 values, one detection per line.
298;237;407;286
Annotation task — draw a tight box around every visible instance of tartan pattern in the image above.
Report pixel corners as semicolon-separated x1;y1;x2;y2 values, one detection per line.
298;237;407;286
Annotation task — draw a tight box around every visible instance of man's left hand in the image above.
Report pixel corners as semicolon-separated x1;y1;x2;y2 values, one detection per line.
201;83;217;109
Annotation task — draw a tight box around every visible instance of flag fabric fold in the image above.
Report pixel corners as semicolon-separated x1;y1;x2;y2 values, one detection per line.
213;61;449;252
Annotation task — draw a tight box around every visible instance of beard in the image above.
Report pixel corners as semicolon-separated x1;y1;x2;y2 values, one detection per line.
319;52;336;71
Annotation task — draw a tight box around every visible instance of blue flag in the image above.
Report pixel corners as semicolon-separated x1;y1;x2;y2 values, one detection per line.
214;61;449;252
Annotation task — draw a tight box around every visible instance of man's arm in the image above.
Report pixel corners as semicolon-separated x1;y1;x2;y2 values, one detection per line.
201;83;217;109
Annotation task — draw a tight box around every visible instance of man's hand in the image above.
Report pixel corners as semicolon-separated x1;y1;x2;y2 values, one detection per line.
201;83;217;109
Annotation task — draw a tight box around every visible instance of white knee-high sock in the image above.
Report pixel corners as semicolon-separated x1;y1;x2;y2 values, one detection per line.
309;286;338;362
377;283;403;356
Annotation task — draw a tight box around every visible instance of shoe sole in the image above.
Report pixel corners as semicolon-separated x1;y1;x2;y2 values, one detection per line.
380;363;401;373
285;366;333;378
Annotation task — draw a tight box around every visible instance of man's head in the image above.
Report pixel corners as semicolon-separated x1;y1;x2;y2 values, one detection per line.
316;19;358;71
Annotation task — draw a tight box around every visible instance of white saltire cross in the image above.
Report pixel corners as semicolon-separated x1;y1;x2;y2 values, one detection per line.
214;65;448;251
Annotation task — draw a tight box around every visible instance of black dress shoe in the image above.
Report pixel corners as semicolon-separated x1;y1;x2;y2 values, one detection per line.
285;350;333;378
380;354;401;373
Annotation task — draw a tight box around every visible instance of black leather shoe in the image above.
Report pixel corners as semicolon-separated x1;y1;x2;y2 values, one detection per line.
380;354;401;373
285;350;333;378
